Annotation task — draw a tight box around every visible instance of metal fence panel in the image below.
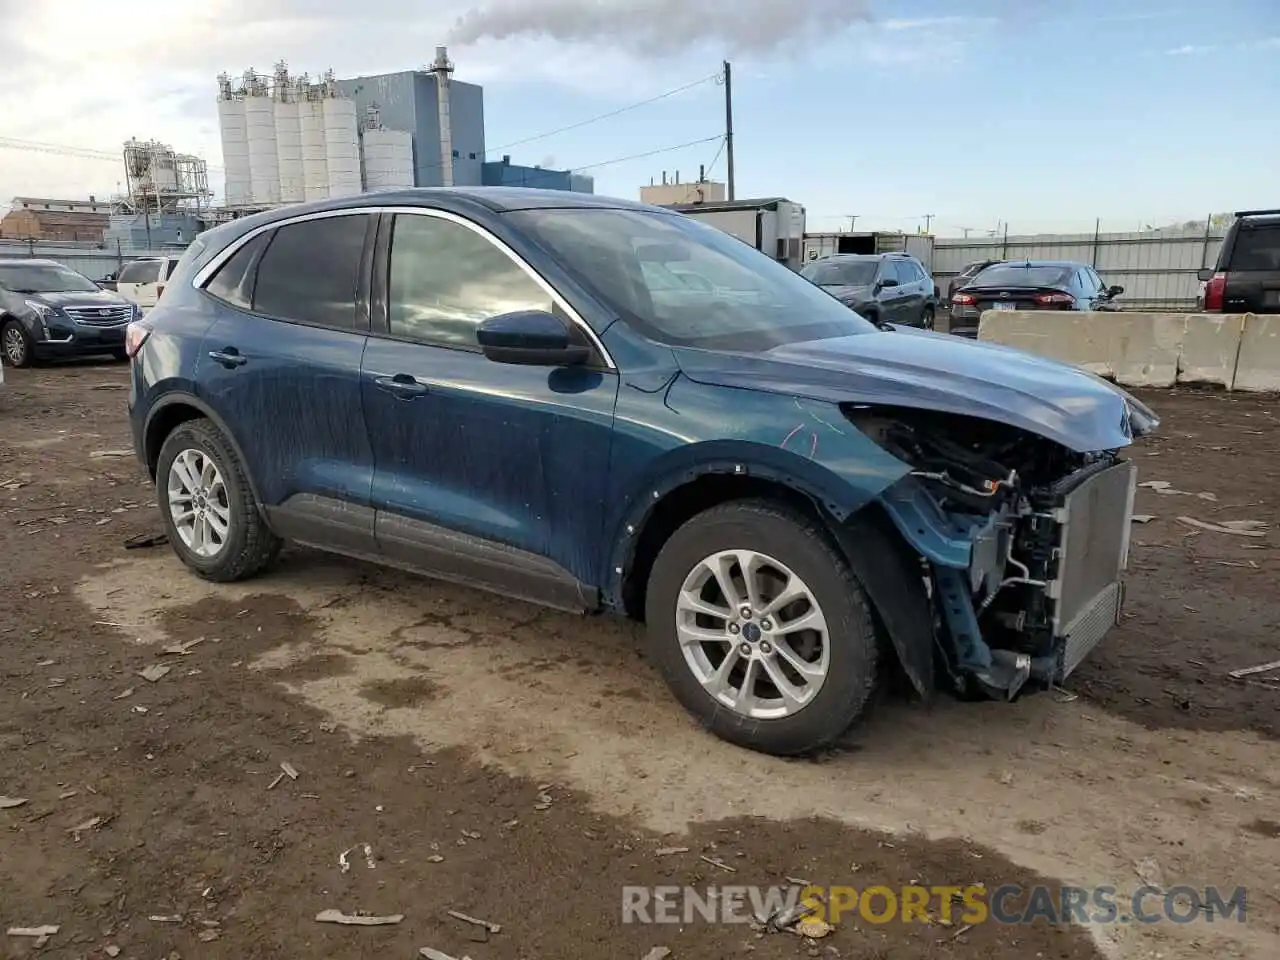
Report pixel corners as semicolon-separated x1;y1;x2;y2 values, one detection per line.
0;238;189;281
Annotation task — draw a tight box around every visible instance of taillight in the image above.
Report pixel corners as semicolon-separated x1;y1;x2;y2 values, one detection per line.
952;292;976;305
1034;292;1074;306
1203;272;1226;311
124;321;152;359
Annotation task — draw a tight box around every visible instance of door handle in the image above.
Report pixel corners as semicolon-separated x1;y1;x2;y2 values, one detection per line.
208;348;247;368
373;374;429;399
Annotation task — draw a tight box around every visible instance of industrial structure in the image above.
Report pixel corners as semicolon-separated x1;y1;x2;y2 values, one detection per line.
215;48;592;212
0;196;112;242
640;168;727;207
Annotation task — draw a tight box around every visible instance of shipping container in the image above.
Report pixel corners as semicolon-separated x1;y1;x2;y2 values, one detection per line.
667;197;807;270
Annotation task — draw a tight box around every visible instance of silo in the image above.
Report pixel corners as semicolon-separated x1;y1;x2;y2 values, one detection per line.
299;97;330;201
323;95;361;198
274;98;304;203
362;129;414;191
216;84;252;206
245;86;281;206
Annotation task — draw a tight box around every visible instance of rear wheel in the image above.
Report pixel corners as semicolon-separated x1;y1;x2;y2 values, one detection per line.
156;418;282;582
644;500;878;756
922;306;936;330
2;320;33;368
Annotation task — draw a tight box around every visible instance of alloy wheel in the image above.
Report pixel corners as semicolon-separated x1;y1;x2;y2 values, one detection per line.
676;549;830;719
167;448;232;559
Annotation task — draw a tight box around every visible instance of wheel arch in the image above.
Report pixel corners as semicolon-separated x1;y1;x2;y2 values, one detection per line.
612;464;937;702
143;393;265;511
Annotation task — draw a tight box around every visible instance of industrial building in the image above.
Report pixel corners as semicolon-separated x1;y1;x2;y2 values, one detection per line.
640;170;727;206
1;196;111;242
215;47;592;210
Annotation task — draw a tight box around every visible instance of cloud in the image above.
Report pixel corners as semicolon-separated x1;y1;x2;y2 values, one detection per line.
449;0;873;55
1165;43;1215;55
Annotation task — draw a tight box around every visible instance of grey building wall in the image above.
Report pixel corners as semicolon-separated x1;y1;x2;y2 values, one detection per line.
337;71;486;188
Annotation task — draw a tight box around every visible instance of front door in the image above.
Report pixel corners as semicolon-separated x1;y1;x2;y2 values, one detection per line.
196;211;379;554
361;210;619;611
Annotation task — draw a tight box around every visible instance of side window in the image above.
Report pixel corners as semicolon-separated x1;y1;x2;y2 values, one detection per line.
253;214;372;329
1086;267;1105;293
884;260;906;285
204;232;272;310
904;260;925;283
387;214;555;350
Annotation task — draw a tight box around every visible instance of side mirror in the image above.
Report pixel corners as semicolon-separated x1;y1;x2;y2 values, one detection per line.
878;277;900;289
1196;268;1213;282
1107;285;1124;297
476;310;591;367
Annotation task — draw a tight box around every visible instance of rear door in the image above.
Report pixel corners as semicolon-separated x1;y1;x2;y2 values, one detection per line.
880;260;912;323
196;211;379;554
1223;221;1280;313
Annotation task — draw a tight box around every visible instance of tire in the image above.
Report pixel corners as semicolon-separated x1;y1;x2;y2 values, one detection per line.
922;306;936;330
644;499;878;756
2;319;33;368
155;417;281;582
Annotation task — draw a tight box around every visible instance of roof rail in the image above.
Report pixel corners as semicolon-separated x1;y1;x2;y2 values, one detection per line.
1232;208;1280;218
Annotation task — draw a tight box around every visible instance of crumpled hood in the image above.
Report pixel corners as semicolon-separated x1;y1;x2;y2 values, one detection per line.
672;328;1158;453
30;289;131;310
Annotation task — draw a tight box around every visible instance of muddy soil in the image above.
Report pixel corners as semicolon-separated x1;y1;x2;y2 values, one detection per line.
1;364;1276;960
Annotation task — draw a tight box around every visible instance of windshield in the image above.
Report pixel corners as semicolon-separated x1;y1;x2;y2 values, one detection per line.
969;264;1071;288
511;208;877;351
800;259;878;287
0;263;100;294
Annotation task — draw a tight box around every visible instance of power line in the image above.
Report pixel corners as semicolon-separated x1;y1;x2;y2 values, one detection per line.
0;135;225;171
480;135;723;189
485;71;721;158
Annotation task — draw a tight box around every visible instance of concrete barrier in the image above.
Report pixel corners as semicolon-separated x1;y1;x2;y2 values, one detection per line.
1234;315;1280;392
977;311;1274;391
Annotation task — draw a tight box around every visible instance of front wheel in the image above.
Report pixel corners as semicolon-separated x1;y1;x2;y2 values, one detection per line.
644;500;878;756
155;418;282;582
922;306;936;330
2;320;33;367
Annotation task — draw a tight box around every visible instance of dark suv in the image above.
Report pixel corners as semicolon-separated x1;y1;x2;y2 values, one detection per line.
799;253;938;329
126;187;1156;757
1;259;139;367
1199;209;1280;313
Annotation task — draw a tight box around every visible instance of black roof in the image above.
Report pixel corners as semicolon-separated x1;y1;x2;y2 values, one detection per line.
197;187;666;248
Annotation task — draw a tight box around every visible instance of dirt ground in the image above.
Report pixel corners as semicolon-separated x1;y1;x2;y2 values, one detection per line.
1;362;1277;960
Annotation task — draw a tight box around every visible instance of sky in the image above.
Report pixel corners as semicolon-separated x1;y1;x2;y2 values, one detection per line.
0;0;1276;236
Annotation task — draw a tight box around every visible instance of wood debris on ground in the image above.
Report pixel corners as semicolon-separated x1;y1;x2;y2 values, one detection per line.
315;909;404;926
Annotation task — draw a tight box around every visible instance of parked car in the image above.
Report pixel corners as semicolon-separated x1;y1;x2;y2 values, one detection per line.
948;260;1124;338
0;258;140;367
1198;208;1280;314
799;253;938;329
115;256;183;313
126;188;1156;757
947;258;1003;305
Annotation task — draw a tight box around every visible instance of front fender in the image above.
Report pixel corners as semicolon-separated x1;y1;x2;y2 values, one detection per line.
601;374;911;604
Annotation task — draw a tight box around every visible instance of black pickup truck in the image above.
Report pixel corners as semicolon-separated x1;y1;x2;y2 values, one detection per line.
1199;209;1280;313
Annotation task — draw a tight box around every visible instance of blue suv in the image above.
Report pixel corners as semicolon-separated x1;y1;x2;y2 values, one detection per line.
127;188;1157;756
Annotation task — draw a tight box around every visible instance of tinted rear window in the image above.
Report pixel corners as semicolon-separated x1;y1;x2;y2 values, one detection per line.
801;259;878;286
252;214;372;329
970;264;1071;287
1231;226;1280;271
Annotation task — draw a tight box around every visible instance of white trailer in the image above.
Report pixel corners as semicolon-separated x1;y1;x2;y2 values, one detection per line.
666;197;807;271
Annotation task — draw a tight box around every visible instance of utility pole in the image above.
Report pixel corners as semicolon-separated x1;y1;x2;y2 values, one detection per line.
845;215;858;231
722;60;735;202
922;213;935;233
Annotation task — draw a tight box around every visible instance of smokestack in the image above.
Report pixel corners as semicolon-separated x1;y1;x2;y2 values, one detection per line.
431;45;455;187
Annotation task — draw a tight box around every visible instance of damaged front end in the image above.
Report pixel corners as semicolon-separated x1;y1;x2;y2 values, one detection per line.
847;405;1140;700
